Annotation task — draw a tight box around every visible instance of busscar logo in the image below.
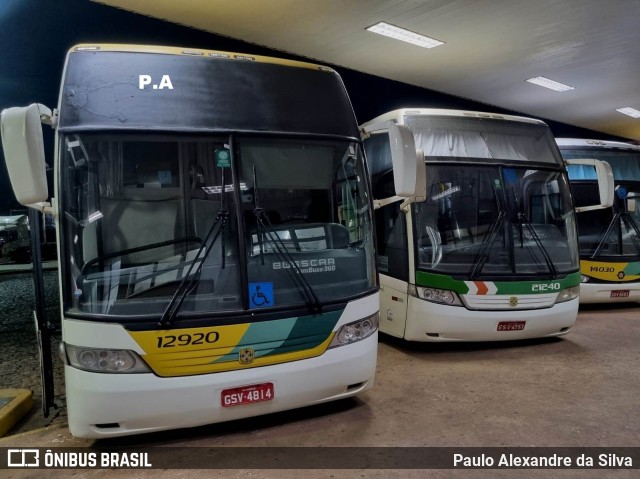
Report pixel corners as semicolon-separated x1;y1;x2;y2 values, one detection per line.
7;449;39;467
138;74;174;90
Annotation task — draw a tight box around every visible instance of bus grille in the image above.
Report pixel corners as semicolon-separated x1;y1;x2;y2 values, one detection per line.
462;293;557;310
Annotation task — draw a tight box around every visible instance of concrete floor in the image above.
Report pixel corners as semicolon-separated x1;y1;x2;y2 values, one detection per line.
1;302;638;478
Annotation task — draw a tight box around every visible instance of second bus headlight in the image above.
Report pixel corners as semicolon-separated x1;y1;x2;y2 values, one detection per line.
556;286;580;303
409;285;463;306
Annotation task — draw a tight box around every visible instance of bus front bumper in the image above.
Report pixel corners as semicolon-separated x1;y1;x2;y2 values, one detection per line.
64;332;377;438
403;297;578;342
579;282;640;303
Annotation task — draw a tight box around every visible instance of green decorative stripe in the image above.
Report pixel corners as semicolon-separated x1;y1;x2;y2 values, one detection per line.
623;262;640;276
415;271;581;295
211;310;342;363
492;272;580;294
415;271;469;294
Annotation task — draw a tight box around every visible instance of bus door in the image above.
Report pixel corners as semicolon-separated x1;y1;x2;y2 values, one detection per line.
29;208;56;417
376;198;410;338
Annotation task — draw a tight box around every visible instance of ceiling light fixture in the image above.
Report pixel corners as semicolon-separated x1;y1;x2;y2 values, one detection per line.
366;22;444;49
526;76;574;92
616;107;640;119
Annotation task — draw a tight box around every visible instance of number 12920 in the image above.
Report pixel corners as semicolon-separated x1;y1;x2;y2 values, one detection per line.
156;331;220;348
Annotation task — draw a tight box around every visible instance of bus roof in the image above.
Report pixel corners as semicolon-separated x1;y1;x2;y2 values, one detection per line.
555;138;640;151
361;108;547;129
68;44;336;73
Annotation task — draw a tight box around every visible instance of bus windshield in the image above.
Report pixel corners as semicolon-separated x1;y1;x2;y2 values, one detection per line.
61;133;375;318
563;147;640;259
413;164;579;277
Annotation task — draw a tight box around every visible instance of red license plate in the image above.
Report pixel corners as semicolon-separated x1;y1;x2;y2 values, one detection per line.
497;321;526;331
611;290;630;298
221;383;274;407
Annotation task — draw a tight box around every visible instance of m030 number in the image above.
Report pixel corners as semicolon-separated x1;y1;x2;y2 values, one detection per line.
531;282;561;292
156;331;220;348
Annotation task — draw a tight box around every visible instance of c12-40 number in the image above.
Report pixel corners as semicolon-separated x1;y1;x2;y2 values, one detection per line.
531;283;561;292
156;331;220;348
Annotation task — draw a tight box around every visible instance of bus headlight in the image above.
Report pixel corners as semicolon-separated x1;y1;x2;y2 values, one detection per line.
556;286;580;303
328;313;378;348
409;285;463;306
581;275;590;283
64;344;151;373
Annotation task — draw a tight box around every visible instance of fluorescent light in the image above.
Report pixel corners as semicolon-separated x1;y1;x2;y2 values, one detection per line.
616;107;640;118
87;211;103;224
526;76;575;92
366;22;444;49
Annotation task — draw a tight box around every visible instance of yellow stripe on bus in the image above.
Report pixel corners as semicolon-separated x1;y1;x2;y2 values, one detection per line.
581;260;640;282
129;323;250;355
129;324;335;377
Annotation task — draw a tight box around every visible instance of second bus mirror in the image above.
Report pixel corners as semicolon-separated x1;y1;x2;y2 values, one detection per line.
1;103;50;207
565;158;614;212
388;122;426;200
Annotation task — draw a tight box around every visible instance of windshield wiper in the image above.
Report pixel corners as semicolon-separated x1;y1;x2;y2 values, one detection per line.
469;211;506;279
252;166;321;314
622;214;640;255
158;209;229;327
592;211;640;259
516;211;558;279
159;170;230;327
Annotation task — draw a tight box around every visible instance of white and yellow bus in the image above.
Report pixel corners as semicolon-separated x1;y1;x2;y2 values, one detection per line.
558;138;640;303
362;109;613;341
0;44;426;438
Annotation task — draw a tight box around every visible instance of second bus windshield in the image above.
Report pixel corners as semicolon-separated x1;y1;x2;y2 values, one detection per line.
413;164;579;277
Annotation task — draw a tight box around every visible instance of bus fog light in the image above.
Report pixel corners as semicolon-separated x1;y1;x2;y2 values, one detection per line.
556;285;580;303
581;275;590;283
64;344;151;373
329;313;378;348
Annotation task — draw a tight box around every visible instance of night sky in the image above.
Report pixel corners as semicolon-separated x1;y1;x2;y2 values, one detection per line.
0;0;621;213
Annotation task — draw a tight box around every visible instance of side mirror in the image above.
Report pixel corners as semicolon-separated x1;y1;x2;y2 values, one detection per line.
1;103;50;207
565;158;614;212
388;122;426;200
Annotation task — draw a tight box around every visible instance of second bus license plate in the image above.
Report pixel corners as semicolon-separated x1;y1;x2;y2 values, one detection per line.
221;382;274;407
497;321;526;331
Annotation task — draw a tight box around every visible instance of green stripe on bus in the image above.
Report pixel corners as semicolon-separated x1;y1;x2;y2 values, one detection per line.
623;262;640;276
492;272;580;294
414;271;469;293
415;271;581;294
211;309;342;363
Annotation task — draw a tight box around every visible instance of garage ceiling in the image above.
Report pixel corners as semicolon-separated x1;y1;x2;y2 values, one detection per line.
94;0;640;140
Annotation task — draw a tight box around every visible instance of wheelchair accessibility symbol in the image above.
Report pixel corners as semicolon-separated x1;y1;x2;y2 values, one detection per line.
249;282;274;308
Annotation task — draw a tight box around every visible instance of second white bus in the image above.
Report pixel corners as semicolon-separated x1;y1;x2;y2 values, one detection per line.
362;109;613;341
